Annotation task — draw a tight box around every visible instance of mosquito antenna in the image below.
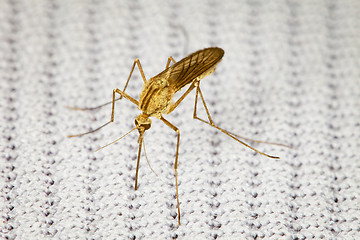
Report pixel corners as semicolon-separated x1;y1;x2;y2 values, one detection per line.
95;127;137;152
142;138;158;176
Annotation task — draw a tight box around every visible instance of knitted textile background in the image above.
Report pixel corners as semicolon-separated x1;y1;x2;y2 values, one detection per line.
1;1;359;239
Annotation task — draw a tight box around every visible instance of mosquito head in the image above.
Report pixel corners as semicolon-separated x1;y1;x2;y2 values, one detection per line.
135;114;152;134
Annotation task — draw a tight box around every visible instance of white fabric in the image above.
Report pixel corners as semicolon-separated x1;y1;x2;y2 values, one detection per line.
1;0;359;239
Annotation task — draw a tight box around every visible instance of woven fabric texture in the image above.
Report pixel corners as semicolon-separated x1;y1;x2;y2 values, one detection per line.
1;0;359;239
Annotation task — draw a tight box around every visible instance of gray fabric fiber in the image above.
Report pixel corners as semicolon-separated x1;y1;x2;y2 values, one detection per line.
1;0;359;239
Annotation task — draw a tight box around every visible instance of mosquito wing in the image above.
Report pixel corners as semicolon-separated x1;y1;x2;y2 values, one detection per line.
164;47;224;92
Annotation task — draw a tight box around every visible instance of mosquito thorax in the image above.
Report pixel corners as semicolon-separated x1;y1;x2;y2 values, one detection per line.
135;113;152;132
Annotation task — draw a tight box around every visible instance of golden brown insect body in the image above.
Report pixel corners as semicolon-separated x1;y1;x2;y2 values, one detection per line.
138;47;223;119
134;48;225;158
68;47;284;226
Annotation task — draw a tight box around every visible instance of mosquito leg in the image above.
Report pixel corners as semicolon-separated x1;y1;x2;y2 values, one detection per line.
193;84;279;159
224;131;292;148
66;59;146;111
66;99;121;111
122;58;147;97
113;88;139;106
160;116;181;225
68;88;138;138
167;81;197;114
165;56;177;69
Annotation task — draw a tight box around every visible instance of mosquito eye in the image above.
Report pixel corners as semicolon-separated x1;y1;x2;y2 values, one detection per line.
143;123;151;130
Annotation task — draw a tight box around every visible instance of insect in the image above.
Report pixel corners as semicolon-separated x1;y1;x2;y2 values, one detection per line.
68;47;283;225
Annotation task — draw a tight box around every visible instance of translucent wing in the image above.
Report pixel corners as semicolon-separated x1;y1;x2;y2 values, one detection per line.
163;47;224;92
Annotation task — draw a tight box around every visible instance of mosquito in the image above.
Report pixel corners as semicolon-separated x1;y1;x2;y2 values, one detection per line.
68;47;287;226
